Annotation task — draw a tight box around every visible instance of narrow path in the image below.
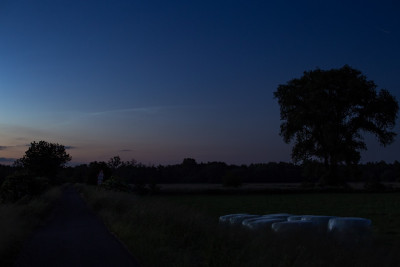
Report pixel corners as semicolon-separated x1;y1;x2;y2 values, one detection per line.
15;185;139;267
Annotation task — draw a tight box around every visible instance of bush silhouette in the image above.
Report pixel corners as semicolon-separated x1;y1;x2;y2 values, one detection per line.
100;176;130;192
0;172;49;202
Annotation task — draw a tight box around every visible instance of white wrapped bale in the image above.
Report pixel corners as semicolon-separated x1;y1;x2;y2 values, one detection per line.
244;218;285;230
271;221;316;234
301;215;336;222
287;216;303;221
242;215;274;227
242;214;290;226
301;215;336;234
262;213;292;220
328;217;372;237
229;214;261;225
219;214;249;224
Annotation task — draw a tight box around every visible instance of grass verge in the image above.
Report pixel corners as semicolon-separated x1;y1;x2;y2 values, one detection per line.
0;186;62;266
77;184;400;267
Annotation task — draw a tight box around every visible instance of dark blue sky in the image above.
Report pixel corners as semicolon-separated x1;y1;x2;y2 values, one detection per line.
1;0;399;165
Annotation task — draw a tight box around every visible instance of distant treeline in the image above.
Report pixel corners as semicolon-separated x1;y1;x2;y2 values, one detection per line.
1;158;399;187
2;158;398;187
65;159;304;185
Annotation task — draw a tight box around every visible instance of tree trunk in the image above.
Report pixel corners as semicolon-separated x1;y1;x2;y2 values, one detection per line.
320;155;341;186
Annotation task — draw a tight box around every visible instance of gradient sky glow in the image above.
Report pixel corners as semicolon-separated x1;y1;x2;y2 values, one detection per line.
1;0;400;165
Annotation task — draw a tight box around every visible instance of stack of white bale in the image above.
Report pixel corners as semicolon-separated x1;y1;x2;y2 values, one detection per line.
241;213;292;229
244;218;286;230
220;214;262;225
219;213;372;239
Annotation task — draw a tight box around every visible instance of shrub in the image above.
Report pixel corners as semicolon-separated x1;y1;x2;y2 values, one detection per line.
131;178;148;195
147;178;160;194
131;177;161;195
0;172;49;202
100;176;131;192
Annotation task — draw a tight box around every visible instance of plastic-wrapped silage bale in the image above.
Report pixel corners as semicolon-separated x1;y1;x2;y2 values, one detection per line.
301;215;336;234
262;213;292;220
229;214;261;225
287;215;303;221
328;217;372;242
242;215;276;227
219;214;249;224
242;214;291;228
271;221;316;234
244;218;285;230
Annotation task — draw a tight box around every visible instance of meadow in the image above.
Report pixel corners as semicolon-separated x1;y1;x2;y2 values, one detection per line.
77;184;400;267
0;187;62;267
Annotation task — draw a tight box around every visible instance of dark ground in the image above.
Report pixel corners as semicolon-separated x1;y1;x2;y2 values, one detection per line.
14;185;139;267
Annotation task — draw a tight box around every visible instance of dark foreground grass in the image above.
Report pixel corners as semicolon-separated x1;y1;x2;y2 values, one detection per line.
77;184;400;267
0;186;62;267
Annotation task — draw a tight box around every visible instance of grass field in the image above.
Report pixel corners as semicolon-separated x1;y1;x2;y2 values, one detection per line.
77;184;400;267
164;193;400;238
0;186;62;267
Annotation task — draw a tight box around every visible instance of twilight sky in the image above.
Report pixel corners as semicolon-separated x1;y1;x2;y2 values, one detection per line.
1;0;400;165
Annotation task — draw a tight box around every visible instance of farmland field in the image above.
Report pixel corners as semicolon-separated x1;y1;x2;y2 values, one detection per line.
77;184;400;267
157;182;400;192
164;192;400;237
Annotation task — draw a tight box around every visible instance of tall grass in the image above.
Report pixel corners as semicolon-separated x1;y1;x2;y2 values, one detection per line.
77;184;400;266
0;186;62;266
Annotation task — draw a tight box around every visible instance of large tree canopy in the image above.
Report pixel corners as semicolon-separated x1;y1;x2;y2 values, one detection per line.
17;141;71;178
274;65;398;184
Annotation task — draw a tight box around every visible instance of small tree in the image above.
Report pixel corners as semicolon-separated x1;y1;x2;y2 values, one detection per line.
107;155;125;170
18;141;71;179
274;65;398;185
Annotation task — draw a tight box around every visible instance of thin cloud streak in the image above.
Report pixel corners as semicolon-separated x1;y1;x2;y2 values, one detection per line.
0;157;16;163
79;105;203;118
86;107;163;116
374;26;391;34
0;144;30;150
119;149;133;152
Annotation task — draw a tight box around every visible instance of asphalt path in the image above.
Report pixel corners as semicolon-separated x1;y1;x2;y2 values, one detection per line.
15;185;139;267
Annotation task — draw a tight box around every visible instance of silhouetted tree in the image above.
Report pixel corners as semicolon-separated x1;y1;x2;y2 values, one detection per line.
274;65;398;185
18;141;71;180
182;158;197;167
107;155;125;171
